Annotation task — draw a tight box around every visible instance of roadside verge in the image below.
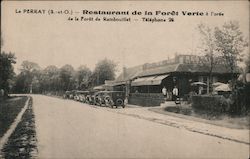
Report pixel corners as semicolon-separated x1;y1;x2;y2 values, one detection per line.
105;105;250;145
0;97;30;155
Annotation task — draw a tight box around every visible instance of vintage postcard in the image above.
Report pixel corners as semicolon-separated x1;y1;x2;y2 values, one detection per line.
0;1;249;159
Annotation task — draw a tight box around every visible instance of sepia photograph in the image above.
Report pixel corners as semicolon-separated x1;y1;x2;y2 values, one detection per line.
0;1;249;158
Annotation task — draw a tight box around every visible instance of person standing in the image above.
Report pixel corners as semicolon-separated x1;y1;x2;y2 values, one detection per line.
162;86;167;101
172;86;178;103
198;86;203;95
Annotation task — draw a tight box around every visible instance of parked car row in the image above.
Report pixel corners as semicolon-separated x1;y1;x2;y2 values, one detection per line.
63;90;126;108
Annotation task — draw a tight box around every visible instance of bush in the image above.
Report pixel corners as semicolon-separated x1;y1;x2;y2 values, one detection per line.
191;95;231;114
228;83;249;115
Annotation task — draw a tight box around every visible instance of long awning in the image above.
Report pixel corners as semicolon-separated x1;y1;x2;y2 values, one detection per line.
131;74;169;86
110;81;127;86
105;80;127;86
93;85;105;90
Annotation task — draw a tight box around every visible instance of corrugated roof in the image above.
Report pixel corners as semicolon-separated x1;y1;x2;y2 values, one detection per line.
176;63;233;73
138;63;234;77
115;59;238;82
131;75;169;86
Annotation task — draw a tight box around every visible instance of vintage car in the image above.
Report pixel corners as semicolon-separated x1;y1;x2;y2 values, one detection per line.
94;91;109;106
86;91;97;105
67;90;75;99
77;91;89;103
74;91;83;101
73;91;79;101
72;90;79;101
104;91;126;108
63;91;71;99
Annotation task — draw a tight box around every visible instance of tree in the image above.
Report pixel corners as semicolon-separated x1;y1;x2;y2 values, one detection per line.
246;52;250;74
0;52;16;95
214;21;248;87
14;73;27;93
75;65;91;90
14;61;41;93
20;60;41;73
197;23;220;93
59;64;75;91
90;59;117;86
44;65;59;76
41;65;60;92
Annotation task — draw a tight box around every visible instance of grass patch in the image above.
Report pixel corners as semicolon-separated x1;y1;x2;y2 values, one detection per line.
0;96;28;138
1;98;37;159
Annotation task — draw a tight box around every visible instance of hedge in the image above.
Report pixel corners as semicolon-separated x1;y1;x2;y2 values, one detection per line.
129;93;165;106
191;95;230;113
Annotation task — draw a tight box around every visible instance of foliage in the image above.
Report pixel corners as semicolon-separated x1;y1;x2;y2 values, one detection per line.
192;95;228;114
90;58;117;86
40;65;60;92
192;84;249;116
197;21;248;93
59;64;75;91
229;81;249;115
0;52;16;95
13;61;41;93
246;52;250;73
20;60;41;73
75;65;92;90
197;23;218;63
214;21;248;82
197;23;220;93
13;58;117;94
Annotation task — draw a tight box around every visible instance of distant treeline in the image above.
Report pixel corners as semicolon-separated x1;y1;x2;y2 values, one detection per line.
12;58;117;94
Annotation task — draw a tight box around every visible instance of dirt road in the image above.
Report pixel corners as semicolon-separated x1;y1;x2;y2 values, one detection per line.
32;95;249;159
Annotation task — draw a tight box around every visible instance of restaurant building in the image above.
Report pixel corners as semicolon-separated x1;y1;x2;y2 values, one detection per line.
108;54;238;106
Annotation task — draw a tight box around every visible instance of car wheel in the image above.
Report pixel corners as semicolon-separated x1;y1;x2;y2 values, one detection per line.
116;99;123;107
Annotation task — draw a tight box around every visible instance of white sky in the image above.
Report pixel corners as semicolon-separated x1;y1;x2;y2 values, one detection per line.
1;1;249;76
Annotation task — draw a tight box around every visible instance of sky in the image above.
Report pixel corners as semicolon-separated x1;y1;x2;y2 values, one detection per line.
1;1;249;76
